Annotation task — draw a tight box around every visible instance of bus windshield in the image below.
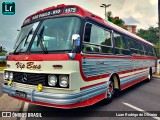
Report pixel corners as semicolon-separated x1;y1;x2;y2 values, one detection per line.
11;16;81;54
30;16;81;53
11;22;40;54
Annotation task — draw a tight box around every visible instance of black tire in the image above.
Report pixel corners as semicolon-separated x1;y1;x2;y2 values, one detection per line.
114;89;121;98
146;69;152;82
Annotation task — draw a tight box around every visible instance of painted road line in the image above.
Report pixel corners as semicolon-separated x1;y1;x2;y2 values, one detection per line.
123;102;160;120
20;102;29;120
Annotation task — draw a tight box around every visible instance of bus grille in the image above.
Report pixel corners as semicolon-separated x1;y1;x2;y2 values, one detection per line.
13;72;47;85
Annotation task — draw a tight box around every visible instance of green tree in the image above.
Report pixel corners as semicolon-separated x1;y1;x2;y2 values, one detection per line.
107;11;125;28
0;47;7;56
136;26;159;58
136;27;158;44
0;47;7;66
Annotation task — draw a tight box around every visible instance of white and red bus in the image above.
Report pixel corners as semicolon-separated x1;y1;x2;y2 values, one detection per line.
2;4;157;108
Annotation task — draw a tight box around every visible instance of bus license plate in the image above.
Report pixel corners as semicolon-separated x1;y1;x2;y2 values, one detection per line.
15;90;27;98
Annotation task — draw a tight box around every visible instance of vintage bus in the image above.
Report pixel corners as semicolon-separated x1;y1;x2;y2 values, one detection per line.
2;4;157;108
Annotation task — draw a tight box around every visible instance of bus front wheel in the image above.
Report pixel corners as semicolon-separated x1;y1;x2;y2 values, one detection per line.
105;80;114;103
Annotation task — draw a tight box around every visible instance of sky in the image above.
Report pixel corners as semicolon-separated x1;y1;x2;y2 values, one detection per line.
0;0;158;52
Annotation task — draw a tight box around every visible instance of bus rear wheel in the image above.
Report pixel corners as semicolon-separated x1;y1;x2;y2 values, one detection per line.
147;69;152;82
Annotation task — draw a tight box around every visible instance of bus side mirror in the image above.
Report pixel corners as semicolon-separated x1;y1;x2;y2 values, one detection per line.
72;34;80;49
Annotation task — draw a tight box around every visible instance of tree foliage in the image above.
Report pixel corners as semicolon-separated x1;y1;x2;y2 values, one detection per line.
136;27;158;44
0;47;7;56
136;26;159;58
107;11;159;57
0;47;7;66
107;11;125;28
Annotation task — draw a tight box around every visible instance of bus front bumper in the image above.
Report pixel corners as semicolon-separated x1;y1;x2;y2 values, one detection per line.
2;83;108;108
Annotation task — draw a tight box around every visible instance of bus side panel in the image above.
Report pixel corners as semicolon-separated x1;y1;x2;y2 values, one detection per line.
75;54;156;90
120;55;156;90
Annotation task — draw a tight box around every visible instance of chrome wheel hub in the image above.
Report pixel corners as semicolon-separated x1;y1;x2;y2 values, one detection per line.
107;81;114;98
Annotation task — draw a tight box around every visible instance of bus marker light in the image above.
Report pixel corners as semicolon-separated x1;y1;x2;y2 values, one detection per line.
37;84;43;91
7;79;12;86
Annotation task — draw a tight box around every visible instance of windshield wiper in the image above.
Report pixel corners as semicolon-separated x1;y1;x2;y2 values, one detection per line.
13;28;33;54
13;35;27;54
24;28;33;47
36;26;48;54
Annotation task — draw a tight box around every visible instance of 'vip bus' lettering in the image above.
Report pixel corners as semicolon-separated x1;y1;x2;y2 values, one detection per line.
15;62;41;70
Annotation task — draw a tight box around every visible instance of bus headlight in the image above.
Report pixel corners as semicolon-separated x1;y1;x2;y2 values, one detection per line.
9;72;13;80
59;75;69;87
4;71;9;79
48;75;57;86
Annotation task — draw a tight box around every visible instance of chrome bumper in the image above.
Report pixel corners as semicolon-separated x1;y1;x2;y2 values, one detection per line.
2;83;108;105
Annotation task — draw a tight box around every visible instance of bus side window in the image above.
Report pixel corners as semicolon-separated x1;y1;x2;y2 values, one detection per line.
83;23;112;54
83;23;98;53
149;46;154;56
128;38;141;55
114;33;130;55
143;44;149;55
152;47;156;57
84;23;92;43
138;42;145;55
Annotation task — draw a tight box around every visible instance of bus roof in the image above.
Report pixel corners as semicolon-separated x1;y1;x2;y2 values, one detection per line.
23;4;154;47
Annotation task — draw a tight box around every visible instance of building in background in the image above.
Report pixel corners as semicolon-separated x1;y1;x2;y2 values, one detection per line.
112;17;137;34
124;25;137;34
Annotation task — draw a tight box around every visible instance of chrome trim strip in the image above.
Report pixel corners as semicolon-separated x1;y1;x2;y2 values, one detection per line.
2;83;108;105
83;41;113;48
120;71;148;85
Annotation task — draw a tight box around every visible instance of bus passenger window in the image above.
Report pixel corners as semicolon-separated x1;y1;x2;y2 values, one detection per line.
138;42;145;55
83;23;113;54
127;38;139;55
143;44;149;55
114;33;129;55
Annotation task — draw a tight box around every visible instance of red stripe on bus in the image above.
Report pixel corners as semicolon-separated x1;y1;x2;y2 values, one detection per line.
13;93;106;109
80;81;107;90
7;54;69;61
121;76;148;90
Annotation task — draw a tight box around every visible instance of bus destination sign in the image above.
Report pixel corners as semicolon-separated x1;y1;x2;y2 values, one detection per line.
23;7;78;26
